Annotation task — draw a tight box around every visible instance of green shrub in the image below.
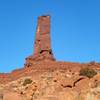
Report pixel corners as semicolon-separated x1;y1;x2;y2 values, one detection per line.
80;68;97;78
23;78;32;86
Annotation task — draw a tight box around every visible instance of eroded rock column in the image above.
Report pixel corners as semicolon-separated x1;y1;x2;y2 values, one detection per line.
25;15;55;67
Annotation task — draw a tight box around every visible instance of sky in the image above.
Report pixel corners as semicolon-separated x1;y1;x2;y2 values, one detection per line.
0;0;100;73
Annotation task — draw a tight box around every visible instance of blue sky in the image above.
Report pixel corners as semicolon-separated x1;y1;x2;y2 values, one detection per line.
0;0;100;72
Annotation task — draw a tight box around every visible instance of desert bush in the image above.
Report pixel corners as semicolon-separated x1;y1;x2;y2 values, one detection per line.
80;68;97;78
23;78;32;86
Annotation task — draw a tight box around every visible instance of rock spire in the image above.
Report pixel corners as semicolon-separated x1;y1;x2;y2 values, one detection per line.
25;15;55;67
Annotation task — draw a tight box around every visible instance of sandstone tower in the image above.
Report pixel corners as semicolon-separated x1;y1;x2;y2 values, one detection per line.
25;15;55;67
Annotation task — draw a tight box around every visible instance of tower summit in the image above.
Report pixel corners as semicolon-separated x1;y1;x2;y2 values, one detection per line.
25;15;55;67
